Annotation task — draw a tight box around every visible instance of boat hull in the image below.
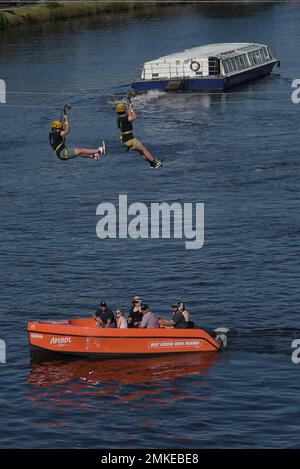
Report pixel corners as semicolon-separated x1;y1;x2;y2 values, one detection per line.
132;61;278;92
27;319;222;358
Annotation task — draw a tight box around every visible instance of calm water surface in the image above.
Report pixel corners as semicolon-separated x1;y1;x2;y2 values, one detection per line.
0;2;300;448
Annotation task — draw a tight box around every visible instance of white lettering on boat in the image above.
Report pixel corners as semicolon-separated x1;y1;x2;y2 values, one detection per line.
30;333;44;339
148;340;201;348
50;337;72;345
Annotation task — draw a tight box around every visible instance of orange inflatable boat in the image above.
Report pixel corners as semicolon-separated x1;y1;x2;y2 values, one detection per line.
27;318;229;358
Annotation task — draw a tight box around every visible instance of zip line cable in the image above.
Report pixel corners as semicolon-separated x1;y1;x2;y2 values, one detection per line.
4;89;294;96
0;99;296;108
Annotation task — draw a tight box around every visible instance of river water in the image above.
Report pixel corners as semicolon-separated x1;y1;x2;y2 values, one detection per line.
0;1;300;448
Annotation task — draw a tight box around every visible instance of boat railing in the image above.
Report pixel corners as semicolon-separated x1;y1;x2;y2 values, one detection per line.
267;46;276;60
140;61;199;80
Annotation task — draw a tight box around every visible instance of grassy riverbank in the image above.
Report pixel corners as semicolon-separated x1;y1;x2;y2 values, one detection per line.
0;1;168;31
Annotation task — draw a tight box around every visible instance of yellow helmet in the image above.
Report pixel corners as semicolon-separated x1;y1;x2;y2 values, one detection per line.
115;102;126;113
51;120;63;129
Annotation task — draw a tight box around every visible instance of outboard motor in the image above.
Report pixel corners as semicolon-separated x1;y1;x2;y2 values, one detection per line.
214;327;230;349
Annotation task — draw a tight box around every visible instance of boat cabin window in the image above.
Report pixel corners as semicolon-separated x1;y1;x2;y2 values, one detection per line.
221;45;273;75
208;57;220;76
261;47;269;61
222;52;251;75
229;58;236;71
240;54;249;68
268;47;274;59
248;48;269;67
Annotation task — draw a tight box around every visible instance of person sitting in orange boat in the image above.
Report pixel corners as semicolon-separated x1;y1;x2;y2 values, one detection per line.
115;308;128;329
178;302;190;324
93;301;117;328
127;296;143;328
178;302;200;328
159;303;187;329
139;304;159;329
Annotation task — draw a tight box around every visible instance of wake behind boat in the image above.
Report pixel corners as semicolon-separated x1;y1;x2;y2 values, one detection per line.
132;42;279;92
27;318;229;358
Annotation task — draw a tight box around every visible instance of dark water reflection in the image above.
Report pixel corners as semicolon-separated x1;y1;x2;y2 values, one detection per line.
193;1;278;18
28;353;220;408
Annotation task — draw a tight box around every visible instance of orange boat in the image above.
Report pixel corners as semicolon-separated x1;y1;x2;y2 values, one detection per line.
27;318;229;358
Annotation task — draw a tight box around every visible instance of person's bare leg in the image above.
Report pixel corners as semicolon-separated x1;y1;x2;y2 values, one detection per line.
138;144;155;163
75;148;98;159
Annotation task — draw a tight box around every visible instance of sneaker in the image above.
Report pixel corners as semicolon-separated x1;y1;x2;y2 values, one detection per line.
150;159;164;169
98;140;107;156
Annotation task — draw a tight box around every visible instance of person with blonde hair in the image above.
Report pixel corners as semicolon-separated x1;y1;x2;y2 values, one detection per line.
115;309;128;329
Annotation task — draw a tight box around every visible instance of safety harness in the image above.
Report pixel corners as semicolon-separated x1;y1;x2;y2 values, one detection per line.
118;114;133;143
49;132;66;160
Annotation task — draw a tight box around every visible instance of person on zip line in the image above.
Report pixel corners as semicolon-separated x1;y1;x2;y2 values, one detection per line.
115;99;163;169
49;106;107;161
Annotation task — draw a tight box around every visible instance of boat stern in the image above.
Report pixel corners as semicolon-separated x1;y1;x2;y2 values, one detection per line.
214;327;230;349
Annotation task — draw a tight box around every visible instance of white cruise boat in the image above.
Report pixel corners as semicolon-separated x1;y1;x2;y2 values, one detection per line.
132;42;279;92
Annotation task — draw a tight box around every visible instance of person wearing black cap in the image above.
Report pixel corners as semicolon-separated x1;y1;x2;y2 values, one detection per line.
159;303;187;329
93;301;116;328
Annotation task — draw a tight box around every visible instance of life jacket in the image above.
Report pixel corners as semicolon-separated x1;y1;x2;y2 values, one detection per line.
117;114;133;142
49;129;65;157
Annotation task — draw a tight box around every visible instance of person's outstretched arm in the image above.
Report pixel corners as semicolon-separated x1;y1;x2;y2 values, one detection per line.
61;113;70;136
128;104;137;122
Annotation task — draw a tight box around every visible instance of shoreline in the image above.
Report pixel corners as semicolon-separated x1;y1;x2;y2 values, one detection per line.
0;1;174;31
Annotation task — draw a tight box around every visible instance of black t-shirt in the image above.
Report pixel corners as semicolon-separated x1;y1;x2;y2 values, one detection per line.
95;307;116;326
117;114;134;142
128;307;143;328
172;311;187;329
